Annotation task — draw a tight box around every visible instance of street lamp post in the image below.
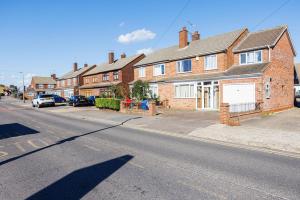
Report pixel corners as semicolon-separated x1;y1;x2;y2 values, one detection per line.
20;72;25;103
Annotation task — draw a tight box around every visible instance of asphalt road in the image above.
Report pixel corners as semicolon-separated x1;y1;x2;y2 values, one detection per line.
0;100;299;200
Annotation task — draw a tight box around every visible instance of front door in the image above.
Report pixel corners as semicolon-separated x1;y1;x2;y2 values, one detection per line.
203;86;211;109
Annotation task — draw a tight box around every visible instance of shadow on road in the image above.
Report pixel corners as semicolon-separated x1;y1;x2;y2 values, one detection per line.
0;117;141;166
26;154;133;200
0;123;39;140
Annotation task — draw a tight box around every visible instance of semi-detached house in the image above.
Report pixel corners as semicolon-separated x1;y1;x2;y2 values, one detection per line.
132;25;296;112
79;52;144;97
27;74;57;99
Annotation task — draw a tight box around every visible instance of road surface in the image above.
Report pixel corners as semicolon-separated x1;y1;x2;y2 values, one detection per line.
0;99;299;199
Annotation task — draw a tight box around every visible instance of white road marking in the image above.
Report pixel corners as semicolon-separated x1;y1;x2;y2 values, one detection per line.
38;139;49;146
84;145;101;152
0;151;8;158
27;139;42;148
14;142;26;152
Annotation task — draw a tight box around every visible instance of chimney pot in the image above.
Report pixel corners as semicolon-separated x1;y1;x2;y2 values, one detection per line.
84;63;88;68
73;62;78;72
51;74;56;80
192;31;200;41
108;52;114;64
179;27;188;48
121;53;126;59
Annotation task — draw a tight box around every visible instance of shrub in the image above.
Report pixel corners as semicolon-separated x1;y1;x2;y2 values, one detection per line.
95;98;120;111
131;80;149;100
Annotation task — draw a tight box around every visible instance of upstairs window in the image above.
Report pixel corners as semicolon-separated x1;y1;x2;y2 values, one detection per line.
73;78;77;85
48;84;54;89
67;79;72;86
113;71;119;80
139;67;145;78
204;55;217;70
240;50;262;65
153;64;165;76
92;77;98;83
176;59;192;73
85;78;89;84
103;73;109;81
37;84;44;89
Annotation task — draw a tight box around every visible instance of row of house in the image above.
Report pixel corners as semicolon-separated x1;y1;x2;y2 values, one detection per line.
28;25;297;112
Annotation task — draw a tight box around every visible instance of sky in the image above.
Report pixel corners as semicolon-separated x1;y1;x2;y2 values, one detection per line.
0;0;299;87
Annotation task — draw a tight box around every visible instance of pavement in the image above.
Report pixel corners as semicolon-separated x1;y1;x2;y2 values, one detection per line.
1;97;300;199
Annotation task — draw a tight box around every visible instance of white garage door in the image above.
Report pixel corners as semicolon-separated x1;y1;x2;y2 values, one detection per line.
223;83;255;112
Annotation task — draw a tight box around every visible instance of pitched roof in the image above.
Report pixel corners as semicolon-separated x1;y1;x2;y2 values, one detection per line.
233;25;287;52
32;76;56;84
131;63;269;84
59;65;94;80
135;28;247;66
84;54;143;76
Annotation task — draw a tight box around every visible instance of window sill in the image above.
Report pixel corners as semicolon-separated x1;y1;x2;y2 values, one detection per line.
176;71;192;74
204;68;218;71
174;97;195;99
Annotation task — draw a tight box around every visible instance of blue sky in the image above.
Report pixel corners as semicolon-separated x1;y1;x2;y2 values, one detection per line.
0;0;299;86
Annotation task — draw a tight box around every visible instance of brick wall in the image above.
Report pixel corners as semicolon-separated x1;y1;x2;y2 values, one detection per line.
262;31;295;111
158;83;196;110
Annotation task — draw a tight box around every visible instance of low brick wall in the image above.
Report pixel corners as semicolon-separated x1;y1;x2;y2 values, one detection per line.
120;101;157;116
220;103;262;126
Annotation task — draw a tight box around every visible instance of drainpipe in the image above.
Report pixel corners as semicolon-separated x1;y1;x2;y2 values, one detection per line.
268;45;271;62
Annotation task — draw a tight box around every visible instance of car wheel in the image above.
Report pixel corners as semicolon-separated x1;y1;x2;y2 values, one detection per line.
37;103;40;108
32;103;35;107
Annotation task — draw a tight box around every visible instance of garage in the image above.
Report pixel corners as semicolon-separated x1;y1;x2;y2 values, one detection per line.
223;83;256;112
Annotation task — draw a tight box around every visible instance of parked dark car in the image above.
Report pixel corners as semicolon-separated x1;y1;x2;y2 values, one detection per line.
87;96;100;106
52;95;66;103
295;94;300;107
68;95;89;107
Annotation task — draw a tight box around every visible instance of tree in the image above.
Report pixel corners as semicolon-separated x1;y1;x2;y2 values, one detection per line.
110;84;128;99
131;80;149;100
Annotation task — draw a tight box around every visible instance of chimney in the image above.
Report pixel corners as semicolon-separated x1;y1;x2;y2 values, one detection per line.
192;31;200;41
51;74;56;80
108;52;114;64
73;62;78;72
120;53;126;59
84;63;88;68
179;27;188;48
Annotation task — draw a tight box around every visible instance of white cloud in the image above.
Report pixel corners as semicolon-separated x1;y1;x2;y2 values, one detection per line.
119;22;125;27
118;28;156;44
136;48;154;55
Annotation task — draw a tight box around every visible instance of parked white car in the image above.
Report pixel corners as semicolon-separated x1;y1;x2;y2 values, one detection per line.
32;94;55;108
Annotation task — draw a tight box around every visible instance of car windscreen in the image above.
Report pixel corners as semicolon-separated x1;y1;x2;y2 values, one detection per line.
40;95;53;98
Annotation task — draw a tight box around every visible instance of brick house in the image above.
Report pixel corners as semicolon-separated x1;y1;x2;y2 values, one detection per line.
132;25;296;112
27;74;57;99
55;63;95;98
79;52;144;97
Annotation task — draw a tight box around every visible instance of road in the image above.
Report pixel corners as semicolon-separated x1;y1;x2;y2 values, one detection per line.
0;99;299;200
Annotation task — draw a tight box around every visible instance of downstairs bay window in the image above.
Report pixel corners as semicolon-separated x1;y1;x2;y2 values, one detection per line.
174;83;195;98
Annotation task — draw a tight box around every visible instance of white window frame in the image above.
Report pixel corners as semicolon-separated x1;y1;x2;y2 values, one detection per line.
113;71;119;80
37;84;44;89
67;79;72;86
153;64;165;76
139;67;145;78
240;50;263;65
48;84;54;89
103;73;109;81
174;82;196;98
204;55;217;70
176;59;192;73
149;84;158;98
73;77;77;85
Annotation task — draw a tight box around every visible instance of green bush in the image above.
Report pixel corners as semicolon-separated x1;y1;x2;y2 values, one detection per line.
95;98;120;111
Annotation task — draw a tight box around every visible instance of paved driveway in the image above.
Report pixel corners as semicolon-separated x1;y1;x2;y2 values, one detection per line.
242;107;300;132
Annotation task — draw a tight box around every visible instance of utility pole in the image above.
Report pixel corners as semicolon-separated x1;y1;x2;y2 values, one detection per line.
20;72;25;103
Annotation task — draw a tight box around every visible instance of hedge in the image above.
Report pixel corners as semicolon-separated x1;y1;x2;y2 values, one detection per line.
95;98;120;111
